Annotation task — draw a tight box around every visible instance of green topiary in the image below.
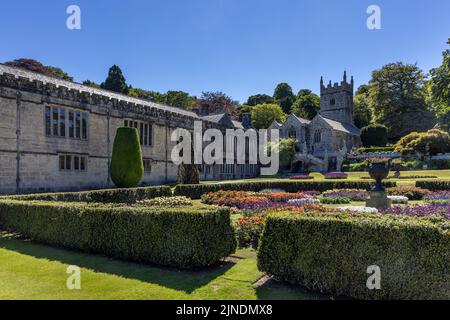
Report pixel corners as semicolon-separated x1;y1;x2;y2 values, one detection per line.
360;124;388;147
110;127;144;188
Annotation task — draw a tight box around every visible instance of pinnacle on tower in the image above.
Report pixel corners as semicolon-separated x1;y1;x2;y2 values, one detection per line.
343;70;347;83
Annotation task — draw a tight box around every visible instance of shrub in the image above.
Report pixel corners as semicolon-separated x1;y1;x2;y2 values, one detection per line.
0;186;172;204
0;201;237;269
357;147;395;154
360;124;388;147
175;181;397;199
416;181;450;191
387;186;431;200
290;175;314;180
110;127;144;188
345;162;368;172
258;212;449;300
394;129;450;156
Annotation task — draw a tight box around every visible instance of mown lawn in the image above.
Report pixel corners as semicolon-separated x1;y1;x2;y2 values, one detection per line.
0;232;329;300
202;170;450;186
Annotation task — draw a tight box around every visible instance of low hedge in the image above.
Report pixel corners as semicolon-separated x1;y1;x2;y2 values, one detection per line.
0;201;236;269
416;180;450;191
175;181;397;199
257;212;449;300
0;186;172;204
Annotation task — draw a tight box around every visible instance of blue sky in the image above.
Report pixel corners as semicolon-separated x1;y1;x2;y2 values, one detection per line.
1;0;449;103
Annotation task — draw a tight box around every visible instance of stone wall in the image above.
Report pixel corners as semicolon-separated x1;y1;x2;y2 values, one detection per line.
0;65;227;194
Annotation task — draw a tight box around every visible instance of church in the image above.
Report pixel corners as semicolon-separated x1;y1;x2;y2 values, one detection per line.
270;72;362;172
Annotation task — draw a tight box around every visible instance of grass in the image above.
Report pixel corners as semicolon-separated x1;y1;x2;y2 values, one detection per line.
202;170;450;187
0;232;330;300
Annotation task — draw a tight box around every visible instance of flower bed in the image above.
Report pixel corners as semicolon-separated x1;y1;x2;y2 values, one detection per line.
336;206;379;213
324;172;348;179
320;197;351;204
137;196;192;207
387;196;409;204
381;203;450;220
387;186;431;200
424;191;450;204
322;189;369;201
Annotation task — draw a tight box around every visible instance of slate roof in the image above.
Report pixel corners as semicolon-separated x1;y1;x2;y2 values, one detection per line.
0;64;199;118
232;121;244;129
291;114;311;125
318;115;361;136
201;113;227;123
201;113;245;129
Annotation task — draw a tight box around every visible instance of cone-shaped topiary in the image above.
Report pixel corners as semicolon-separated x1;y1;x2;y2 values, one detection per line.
110;127;144;188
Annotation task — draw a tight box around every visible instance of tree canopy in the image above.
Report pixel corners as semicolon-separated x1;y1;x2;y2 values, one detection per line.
368;62;436;141
353;85;372;128
197;91;238;116
291;89;320;120
274;83;295;114
429;40;450;132
251;103;287;129
246;94;274;106
4;58;73;81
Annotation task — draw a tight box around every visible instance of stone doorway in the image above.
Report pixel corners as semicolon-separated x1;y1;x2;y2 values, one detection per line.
328;157;337;171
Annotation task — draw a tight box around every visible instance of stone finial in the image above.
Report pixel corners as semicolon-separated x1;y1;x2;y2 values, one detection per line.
343;70;347;83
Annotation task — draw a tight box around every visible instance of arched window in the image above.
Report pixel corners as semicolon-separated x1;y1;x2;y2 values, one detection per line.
288;127;297;139
314;130;322;143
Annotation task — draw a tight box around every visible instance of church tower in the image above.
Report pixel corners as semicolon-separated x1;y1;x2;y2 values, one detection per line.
319;71;354;124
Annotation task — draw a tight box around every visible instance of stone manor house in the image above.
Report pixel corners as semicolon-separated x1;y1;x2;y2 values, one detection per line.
0;64;258;195
0;64;360;195
270;72;362;172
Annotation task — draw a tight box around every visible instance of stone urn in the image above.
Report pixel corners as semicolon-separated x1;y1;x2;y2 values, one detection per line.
366;162;391;210
368;163;389;191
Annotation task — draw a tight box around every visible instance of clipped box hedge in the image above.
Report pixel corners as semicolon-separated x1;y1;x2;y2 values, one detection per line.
174;181;397;199
0;186;172;204
258;212;449;300
0;201;237;269
416;180;450;191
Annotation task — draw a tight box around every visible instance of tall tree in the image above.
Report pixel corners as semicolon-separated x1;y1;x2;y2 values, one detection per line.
246;94;274;106
197;91;238;116
429;39;450;132
353;84;373;128
291;89;320;120
101;65;129;94
251;103;287;129
368;62;436;141
273;83;295;114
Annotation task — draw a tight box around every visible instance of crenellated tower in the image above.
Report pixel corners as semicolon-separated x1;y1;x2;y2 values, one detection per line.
319;71;354;124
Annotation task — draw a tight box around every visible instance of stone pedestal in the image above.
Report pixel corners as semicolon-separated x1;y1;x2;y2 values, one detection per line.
366;191;392;210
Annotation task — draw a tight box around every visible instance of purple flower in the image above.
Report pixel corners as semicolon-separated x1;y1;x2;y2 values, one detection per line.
324;172;348;179
380;204;450;220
